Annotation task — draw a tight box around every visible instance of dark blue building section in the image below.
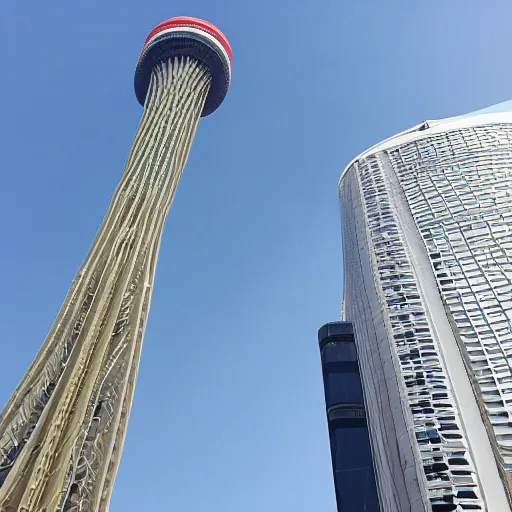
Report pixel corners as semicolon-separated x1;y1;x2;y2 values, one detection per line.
318;322;381;512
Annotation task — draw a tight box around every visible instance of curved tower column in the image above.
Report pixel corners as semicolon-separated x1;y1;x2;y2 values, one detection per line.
339;113;512;511
0;16;232;512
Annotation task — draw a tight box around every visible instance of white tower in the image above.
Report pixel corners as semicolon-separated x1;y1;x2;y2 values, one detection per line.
339;104;512;511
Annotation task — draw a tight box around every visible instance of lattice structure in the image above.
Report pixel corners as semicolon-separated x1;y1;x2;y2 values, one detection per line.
339;114;512;511
390;125;512;474
0;17;231;512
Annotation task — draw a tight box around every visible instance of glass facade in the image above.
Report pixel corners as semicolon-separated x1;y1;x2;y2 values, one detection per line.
318;322;381;512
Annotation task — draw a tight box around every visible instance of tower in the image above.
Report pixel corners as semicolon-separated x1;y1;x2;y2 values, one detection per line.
0;17;231;511
339;106;512;511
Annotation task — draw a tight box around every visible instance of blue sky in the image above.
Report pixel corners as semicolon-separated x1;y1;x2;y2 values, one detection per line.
1;1;512;510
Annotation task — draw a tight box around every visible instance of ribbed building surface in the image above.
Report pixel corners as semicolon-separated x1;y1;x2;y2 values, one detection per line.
0;57;209;512
339;109;512;511
0;17;231;512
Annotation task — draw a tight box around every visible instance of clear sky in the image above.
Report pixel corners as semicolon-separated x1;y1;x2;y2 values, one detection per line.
1;1;512;510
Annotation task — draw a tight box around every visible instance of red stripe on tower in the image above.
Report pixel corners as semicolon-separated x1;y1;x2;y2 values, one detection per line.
143;17;233;63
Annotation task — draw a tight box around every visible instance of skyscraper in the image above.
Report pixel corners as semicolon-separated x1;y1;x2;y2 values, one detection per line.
339;105;512;511
0;17;231;511
318;322;380;511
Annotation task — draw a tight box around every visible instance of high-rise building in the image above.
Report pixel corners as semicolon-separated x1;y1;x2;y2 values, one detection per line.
0;17;231;511
339;104;512;511
318;321;380;511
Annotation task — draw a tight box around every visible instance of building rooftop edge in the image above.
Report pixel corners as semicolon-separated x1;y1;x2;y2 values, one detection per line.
338;110;512;189
318;321;354;345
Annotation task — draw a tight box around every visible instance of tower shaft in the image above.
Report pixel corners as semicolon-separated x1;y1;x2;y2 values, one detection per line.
0;57;210;512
